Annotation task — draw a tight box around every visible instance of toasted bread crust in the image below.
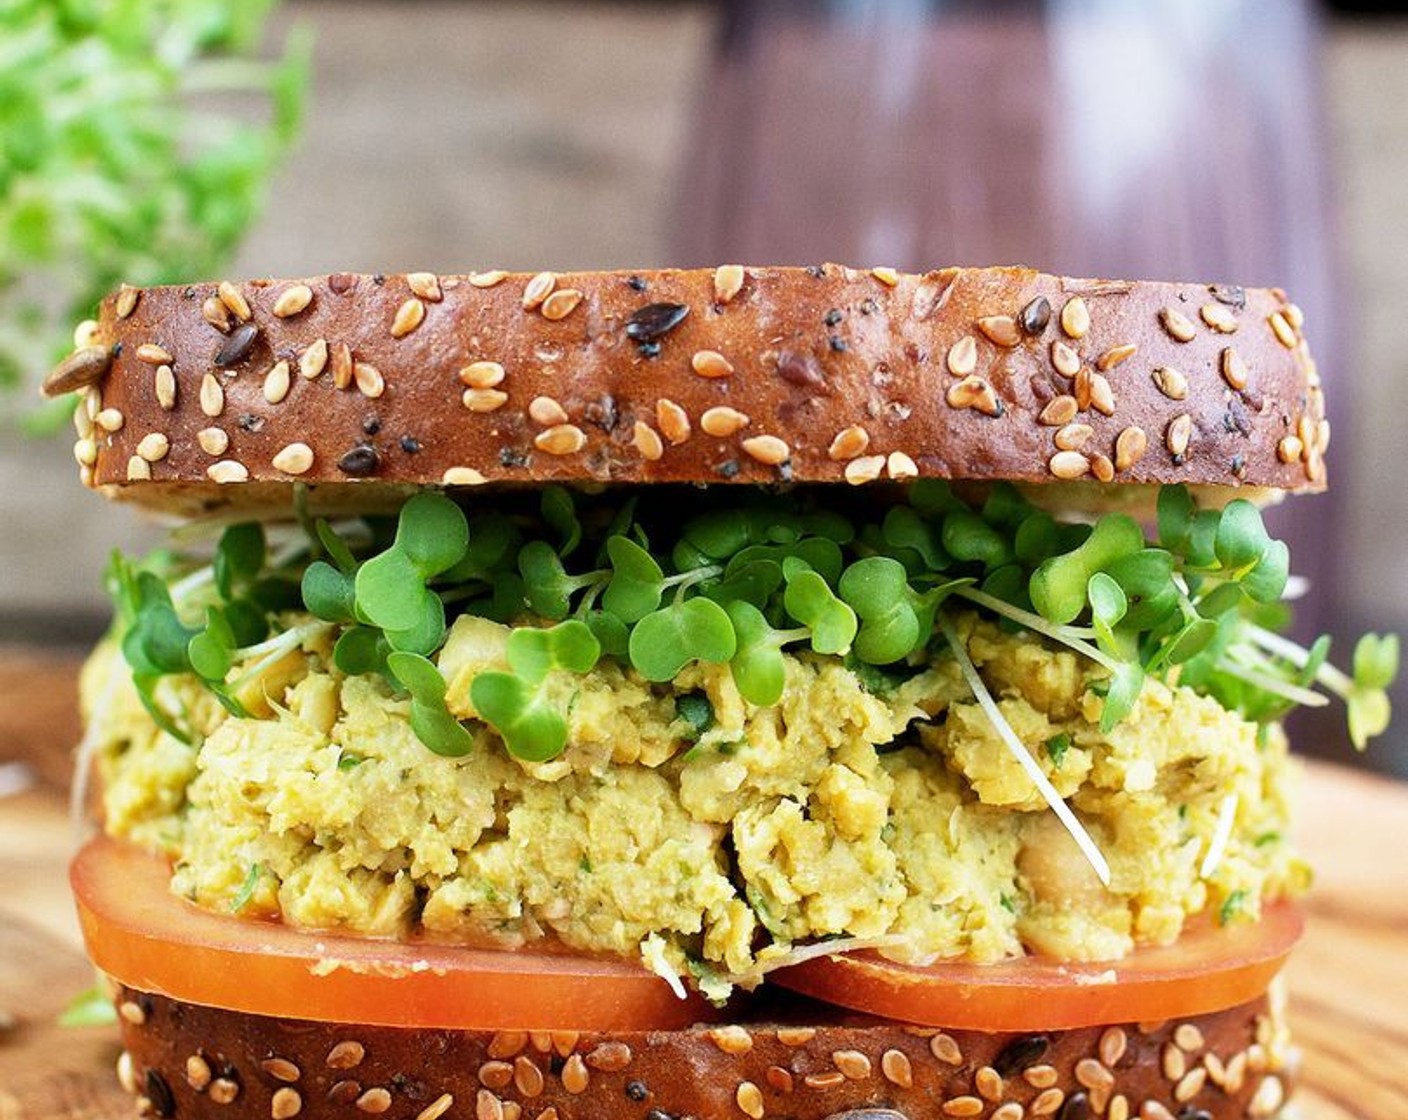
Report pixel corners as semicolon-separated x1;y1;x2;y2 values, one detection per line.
56;266;1326;514
111;985;1292;1120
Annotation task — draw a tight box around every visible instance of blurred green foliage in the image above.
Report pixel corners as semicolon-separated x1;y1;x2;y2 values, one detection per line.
0;0;309;429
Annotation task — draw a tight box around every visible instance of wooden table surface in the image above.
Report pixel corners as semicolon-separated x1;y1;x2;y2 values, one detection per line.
1;649;1405;1118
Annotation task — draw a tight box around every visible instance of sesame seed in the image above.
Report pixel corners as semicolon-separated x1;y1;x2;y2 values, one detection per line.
741;434;790;465
560;1054;589;1094
1091;452;1114;483
1051;340;1080;377
844;454;886;485
1174;1023;1204;1052
1049;450;1090;480
1248;1073;1284;1117
416;1093;454;1120
1268;311;1296;348
1173;1069;1206;1103
209;1077;240;1105
713;264;745;304
475;1090;504;1120
946;335;978;376
693;406;749;440
1024;1064;1058;1089
136;343;172;365
1096;342;1137;371
535;424;587;456
708;1026;754;1055
776;1028;816;1047
1076;1059;1113;1091
326;1041;365;1069
271;1087;302;1119
584;1042;632;1072
391;297;426;338
1199;302;1237;333
930;1034;963;1065
1091;372;1115;416
1151;366;1188;400
946;375;1000;415
691;349;735;378
185;1054;212;1091
1140;1101;1176;1120
152;364;177;410
631;421;664;461
116;286;140;319
460;361;507;388
1159;307;1197;342
514;1056;544;1097
125;455;150;480
1108;1095;1130;1120
348;362;382;398
297;339;328;381
1166;414;1193;460
73;319;100;350
117;1051;139;1095
202;296;231;333
1054;422;1093;451
831;1049;870;1080
272;443;314;475
442;466;488;485
407;272;443;302
735;1081;765;1119
469;270;509;288
656;399;691;444
1161;1042;1186;1081
135;432;170;463
1114;426;1147;472
942;1097;985;1118
802;1072;845;1090
869;266;899;286
196;427;228;456
1060;296;1090;339
95;407;124;432
207;459;249;483
522;271;557;310
1276;434;1303;463
199;373;225;417
1029;1087;1065;1116
218;281;251;322
272;285;314;318
355;1087;392;1114
1074;366;1093;410
827;425;869;461
992;1106;1023;1120
976;314;1022;347
263;360;292;404
118;999;146;1024
975;1066;1004;1101
528;396;570;426
886;450;918;479
1039;395;1079;426
541;289;583;321
880;1049;912;1088
331;342;353;389
479;1061;513;1090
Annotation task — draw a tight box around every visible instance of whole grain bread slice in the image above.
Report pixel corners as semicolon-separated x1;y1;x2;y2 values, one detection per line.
49;265;1327;516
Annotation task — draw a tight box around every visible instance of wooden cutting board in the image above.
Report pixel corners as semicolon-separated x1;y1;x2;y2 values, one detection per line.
1;652;1406;1118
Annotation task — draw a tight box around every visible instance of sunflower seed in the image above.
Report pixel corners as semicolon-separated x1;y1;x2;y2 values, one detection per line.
407;272;443;302
217;281;251;322
42;346;112;396
273;285;314;318
1060;297;1090;339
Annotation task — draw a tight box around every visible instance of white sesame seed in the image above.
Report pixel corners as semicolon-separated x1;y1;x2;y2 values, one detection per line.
1049;450;1090;480
1200;302;1238;333
217;281;251;322
880;1049;912;1088
560;1054;589;1094
741;434;790;465
691;349;734;378
631;421;664;461
272;284;314;318
701;406;750;438
73;318;100;348
95;407;124;433
713;264;745;304
1115;425;1147;472
832;1050;870;1080
155;364;177;410
300;339;329;380
115;286;140;319
870;266;900;286
1268;310;1296;348
263;360;292;404
541;289;583;321
976;315;1021;347
522;271;557;310
844;454;886;485
407;272;443;302
136;432;170;463
528;396;570;426
202;296;231;333
464;388;509;412
271;1087;302;1119
1054;422;1093;451
1277;435;1303;463
1039;395;1078;426
126;455;151;481
199;373;224;417
1060;296;1090;339
354;361;385;398
1221;347;1249;390
469;270;509;288
1151;366;1188;400
1160;307;1197;342
331;342;353;389
272;443;314;475
1096;342;1137;371
708;1026;754;1055
1050;339;1080;377
886;450;918;479
946;335;978;376
136;343;172;365
1166;413;1193;459
207;459;249;483
185;1054;212;1091
197;427;229;456
656;398;690;444
735;1082;764;1119
460;361;506;388
534;424;587;456
827;425;869;461
442;467;488;485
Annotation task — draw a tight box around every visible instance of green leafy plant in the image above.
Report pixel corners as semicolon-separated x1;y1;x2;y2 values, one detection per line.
3;0;309;426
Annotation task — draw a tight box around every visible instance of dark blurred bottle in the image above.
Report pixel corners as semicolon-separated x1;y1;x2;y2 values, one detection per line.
673;0;1352;754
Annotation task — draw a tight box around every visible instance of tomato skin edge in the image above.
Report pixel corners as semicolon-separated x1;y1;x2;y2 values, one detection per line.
770;903;1303;1032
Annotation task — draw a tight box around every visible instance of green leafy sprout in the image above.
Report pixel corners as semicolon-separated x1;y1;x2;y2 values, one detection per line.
4;0;309;427
107;483;1397;781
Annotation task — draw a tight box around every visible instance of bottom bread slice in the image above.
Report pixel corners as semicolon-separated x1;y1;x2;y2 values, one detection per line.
109;985;1294;1120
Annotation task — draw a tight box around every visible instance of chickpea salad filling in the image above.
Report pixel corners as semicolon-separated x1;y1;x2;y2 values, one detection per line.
81;482;1396;998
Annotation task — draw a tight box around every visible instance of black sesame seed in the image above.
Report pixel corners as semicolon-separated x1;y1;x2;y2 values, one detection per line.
182;286;197;300
645;1110;677;1120
238;413;265;433
337;445;379;477
860;298;878;315
1178;1110;1214;1120
112;341;124;358
400;435;421;454
1020;295;1052;334
823;308;843;327
992;1034;1049;1077
1231;453;1247;478
715;459;740;478
625;1081;649;1102
1058;1092;1090;1120
145;1070;176;1118
625;302;690;343
371;273;386;286
1209;283;1247;309
585;394;619;432
215;323;259;367
805;264;825;278
499;447;529;468
828;335;848;352
637;341;661;359
626;275;648;292
548;1055;566;1075
363;415;382;436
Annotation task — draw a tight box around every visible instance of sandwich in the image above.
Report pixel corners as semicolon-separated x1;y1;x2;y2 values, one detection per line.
45;265;1397;1120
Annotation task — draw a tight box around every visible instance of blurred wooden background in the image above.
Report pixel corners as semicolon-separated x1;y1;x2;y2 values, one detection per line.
1;1;1404;773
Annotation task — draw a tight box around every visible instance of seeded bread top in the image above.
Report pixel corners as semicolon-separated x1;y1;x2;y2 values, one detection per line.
48;265;1327;515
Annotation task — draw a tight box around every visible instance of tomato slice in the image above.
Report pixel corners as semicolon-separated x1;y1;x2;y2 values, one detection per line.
71;835;718;1031
770;903;1302;1031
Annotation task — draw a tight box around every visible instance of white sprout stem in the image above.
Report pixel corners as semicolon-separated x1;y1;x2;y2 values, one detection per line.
754;934;911;976
953;587;1114;671
231;622;332;688
168;564;215;604
938;612;1111;887
1244;623;1353;696
1200;793;1239;879
1217;650;1330;708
